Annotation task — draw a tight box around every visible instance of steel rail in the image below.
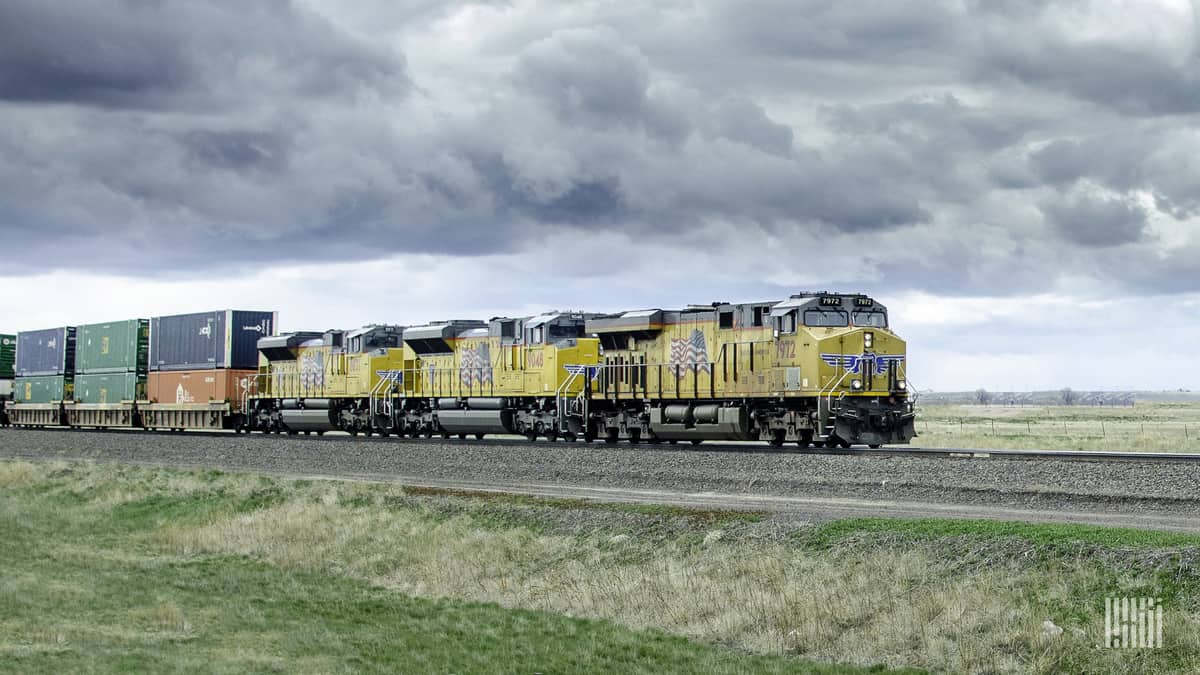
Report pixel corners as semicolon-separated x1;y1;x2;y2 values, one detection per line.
4;426;1200;463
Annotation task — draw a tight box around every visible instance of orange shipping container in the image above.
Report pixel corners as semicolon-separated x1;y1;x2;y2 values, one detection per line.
147;369;255;405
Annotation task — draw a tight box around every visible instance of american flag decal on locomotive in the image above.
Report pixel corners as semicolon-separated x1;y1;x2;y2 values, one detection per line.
460;342;492;387
669;329;711;378
819;353;904;374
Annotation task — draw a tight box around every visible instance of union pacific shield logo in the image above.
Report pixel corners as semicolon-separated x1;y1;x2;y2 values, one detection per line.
820;353;904;374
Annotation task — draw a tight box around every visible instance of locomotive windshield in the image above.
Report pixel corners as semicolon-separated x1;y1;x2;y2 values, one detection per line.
803;308;849;327
851;310;887;327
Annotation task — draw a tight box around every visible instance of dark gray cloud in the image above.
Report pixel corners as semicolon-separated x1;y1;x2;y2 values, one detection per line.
0;0;1198;297
1040;190;1149;247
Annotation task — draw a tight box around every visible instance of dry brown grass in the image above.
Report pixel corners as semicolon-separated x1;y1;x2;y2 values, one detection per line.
916;403;1200;452
160;487;1200;674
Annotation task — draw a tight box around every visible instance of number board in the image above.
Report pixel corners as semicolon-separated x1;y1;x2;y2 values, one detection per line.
854;297;874;307
819;296;842;306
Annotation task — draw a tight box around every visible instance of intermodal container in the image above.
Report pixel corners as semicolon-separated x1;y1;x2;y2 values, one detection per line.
147;369;256;404
0;334;14;378
77;319;149;374
14;375;73;403
16;327;76;376
74;372;145;404
150;310;276;371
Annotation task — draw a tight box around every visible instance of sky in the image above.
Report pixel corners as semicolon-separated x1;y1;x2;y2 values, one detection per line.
2;0;1199;391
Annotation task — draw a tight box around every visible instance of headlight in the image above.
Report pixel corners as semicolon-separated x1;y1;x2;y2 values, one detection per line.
863;332;874;348
896;380;906;391
851;379;863;390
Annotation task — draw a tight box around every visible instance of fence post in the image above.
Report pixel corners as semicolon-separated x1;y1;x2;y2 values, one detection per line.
959;418;963;434
1186;426;1190;441
1101;420;1105;437
991;420;995;435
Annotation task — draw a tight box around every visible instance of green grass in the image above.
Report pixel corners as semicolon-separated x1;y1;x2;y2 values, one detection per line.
0;461;897;674
4;460;1199;674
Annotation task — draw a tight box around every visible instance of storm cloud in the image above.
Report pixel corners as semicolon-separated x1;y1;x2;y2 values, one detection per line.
2;0;1199;299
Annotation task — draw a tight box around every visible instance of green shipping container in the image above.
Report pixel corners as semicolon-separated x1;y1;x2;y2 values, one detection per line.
74;372;145;404
77;319;149;374
14;375;73;403
0;334;14;379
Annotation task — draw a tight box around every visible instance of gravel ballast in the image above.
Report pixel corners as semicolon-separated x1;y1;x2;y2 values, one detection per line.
1;429;1198;521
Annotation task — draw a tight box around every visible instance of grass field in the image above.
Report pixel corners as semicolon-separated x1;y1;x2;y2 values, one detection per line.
914;402;1200;452
2;461;1198;674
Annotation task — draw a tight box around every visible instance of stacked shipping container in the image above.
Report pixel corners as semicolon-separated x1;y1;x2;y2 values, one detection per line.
74;319;150;403
0;334;14;400
13;327;76;403
147;310;275;404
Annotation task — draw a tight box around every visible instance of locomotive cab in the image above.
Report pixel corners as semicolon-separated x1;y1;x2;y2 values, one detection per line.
769;293;914;446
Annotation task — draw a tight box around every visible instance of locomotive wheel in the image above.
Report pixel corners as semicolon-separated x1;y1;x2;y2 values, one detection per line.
840;439;851;449
545;430;558;442
769;431;786;448
525;429;539;442
441;431;451;439
604;429;618;444
423;429;434;439
349;428;358;437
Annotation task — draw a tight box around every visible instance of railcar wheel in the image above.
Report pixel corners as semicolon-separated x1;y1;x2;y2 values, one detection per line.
475;433;485;440
458;433;467;440
423;429;434;439
868;444;881;449
840;439;851;449
690;439;703;446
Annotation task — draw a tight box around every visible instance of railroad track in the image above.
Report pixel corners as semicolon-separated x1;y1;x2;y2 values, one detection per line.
8;426;1200;463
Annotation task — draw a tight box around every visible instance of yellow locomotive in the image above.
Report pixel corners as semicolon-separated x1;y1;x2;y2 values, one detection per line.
580;292;913;447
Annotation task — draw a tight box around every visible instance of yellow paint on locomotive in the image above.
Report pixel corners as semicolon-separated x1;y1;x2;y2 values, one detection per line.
403;337;600;399
260;345;408;399
595;316;907;400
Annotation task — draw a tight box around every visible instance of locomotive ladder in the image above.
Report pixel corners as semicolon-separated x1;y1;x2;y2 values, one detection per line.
818;366;854;440
368;374;396;424
556;366;593;435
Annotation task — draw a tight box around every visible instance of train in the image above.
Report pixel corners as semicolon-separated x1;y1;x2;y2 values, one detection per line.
1;293;916;448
